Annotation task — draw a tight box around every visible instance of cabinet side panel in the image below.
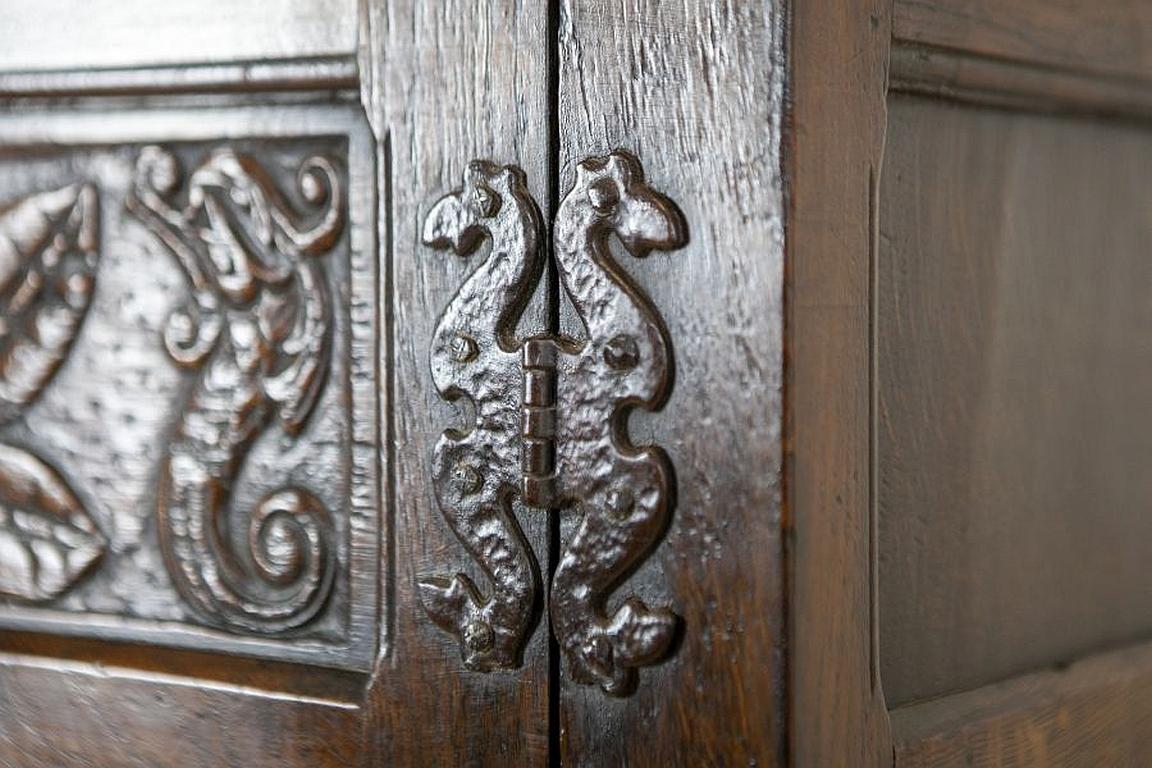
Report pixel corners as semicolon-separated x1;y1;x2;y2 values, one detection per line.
879;96;1152;707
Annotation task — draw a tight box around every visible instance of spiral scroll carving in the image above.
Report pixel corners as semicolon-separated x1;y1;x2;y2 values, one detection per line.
128;146;343;634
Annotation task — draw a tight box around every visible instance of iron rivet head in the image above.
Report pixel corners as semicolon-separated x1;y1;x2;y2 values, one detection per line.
464;620;494;652
453;463;484;495
583;636;614;675
450;333;479;363
606;487;635;519
603;334;639;370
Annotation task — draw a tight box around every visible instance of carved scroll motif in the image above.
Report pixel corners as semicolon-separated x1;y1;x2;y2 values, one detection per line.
128;147;344;634
422;152;687;695
0;183;105;601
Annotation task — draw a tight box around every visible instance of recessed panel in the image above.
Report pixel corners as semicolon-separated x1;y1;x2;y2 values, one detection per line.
879;95;1152;705
0;106;378;671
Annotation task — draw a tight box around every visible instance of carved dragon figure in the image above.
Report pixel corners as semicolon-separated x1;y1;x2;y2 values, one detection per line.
419;161;546;670
128;146;343;634
421;151;687;695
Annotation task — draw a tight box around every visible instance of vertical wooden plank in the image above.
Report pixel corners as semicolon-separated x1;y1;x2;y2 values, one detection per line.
359;2;552;765
788;0;894;764
556;1;787;764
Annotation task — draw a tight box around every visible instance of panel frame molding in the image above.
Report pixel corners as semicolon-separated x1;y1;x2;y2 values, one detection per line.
0;103;382;673
0;55;360;99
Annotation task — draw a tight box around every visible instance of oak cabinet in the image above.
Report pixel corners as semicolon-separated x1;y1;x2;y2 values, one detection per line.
1;1;1150;766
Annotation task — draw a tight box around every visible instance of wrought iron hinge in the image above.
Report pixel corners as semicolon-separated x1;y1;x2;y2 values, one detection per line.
419;151;687;696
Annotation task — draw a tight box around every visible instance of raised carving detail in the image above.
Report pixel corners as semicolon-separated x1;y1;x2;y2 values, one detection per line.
0;183;105;601
548;152;686;695
0;183;100;423
422;151;687;694
0;445;106;601
128;146;343;634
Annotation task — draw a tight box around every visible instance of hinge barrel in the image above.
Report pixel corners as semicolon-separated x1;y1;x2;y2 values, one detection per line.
521;338;557;507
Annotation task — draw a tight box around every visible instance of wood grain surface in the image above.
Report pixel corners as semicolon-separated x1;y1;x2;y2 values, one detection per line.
358;1;554;766
0;651;362;767
892;640;1152;767
7;0;1152;764
787;0;895;764
0;103;377;766
893;0;1152;85
555;0;787;764
879;95;1152;708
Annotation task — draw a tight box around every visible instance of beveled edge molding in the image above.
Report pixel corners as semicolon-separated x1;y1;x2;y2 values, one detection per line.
0;55;358;99
893;0;1152;88
891;640;1152;766
890;42;1152;123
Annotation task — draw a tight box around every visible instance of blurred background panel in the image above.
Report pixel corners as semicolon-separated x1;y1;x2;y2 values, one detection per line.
0;0;357;72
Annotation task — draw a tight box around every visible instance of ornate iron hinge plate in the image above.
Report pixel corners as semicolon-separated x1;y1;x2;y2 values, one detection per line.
420;151;687;695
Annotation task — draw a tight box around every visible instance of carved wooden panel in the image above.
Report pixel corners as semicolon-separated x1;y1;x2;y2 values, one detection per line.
0;106;379;671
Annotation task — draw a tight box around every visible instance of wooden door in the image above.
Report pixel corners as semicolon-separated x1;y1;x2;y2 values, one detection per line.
0;2;786;765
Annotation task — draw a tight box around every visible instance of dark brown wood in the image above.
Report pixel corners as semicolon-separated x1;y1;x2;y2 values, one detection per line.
787;0;894;764
0;1;799;765
0;650;362;767
0;104;377;766
797;0;1152;764
893;0;1152;85
875;1;1152;764
358;2;552;765
8;0;1152;765
555;0;787;764
892;640;1152;767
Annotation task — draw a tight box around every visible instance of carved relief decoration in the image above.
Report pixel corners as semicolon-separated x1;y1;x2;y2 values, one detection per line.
127;146;342;634
0;183;106;601
0;110;377;671
422;152;687;695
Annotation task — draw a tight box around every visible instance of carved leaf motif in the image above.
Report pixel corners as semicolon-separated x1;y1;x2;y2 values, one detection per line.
0;444;106;601
0;183;100;424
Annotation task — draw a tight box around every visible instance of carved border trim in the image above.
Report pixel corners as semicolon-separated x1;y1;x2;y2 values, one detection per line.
0;104;381;672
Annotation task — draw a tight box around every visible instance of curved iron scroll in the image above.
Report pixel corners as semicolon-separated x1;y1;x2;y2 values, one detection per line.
421;151;687;695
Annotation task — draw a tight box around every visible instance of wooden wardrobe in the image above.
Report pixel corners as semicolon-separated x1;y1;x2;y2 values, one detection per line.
0;1;1148;765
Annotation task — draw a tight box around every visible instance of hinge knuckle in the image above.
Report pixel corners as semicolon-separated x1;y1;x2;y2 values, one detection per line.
521;338;558;508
